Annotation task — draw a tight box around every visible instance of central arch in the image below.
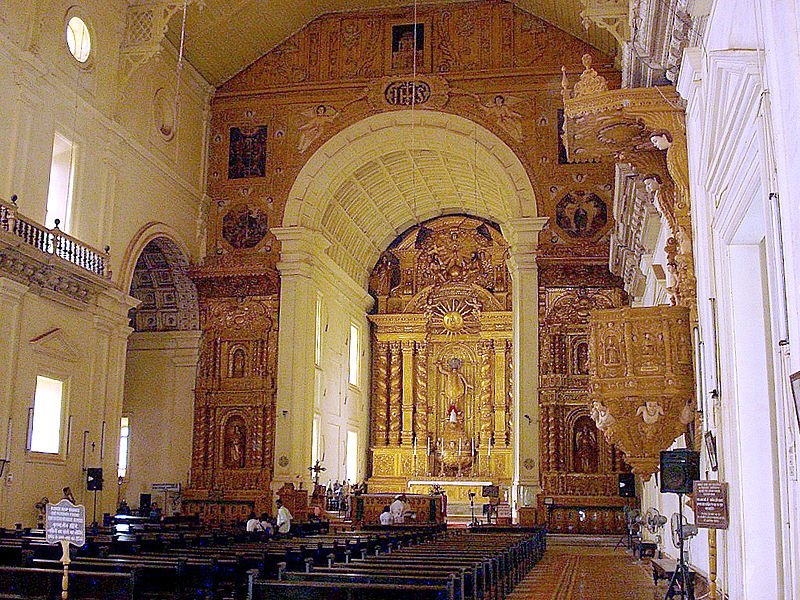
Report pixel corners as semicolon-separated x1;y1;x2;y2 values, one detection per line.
283;109;538;286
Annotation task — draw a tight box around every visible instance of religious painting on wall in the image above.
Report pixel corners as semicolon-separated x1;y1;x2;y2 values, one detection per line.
392;23;424;71
228;126;268;179
221;205;269;249
555;191;608;238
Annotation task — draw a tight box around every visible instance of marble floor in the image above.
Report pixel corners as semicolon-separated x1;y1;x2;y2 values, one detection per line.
510;545;660;600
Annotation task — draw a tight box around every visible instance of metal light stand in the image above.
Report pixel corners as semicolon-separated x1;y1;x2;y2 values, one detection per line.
665;493;695;600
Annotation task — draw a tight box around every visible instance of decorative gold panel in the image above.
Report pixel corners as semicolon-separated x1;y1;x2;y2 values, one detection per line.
588;305;695;477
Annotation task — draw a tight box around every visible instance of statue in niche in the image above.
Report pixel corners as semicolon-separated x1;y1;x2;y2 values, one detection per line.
224;419;246;468
439;357;472;424
604;335;621;365
573;416;599;473
231;348;246;378
574;342;589;375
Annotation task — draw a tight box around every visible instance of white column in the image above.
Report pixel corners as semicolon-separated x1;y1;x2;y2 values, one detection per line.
504;217;548;513
273;227;329;489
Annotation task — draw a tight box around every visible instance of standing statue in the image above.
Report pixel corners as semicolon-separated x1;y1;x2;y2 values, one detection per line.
439;357;473;424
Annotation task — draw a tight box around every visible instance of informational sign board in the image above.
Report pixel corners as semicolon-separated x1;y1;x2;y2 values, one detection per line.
151;482;181;492
496;503;511;519
45;500;86;547
694;481;729;529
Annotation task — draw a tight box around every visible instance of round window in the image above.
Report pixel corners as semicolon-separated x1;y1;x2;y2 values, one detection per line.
65;16;91;63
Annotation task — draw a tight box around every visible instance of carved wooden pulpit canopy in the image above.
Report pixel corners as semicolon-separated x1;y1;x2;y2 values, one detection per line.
588;305;695;478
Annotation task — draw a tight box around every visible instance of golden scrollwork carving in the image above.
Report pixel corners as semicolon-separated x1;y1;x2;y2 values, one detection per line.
588;305;695;477
373;341;390;445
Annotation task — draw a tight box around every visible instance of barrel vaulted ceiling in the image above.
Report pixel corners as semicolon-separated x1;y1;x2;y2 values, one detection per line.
164;0;616;86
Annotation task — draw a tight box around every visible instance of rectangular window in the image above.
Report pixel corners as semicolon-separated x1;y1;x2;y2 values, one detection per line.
30;376;64;454
311;415;321;469
117;416;130;478
348;323;360;387
45;133;76;233
315;296;323;366
346;431;358;483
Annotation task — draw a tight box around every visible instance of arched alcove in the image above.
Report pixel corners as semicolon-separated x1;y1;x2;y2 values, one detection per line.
121;235;200;513
282;109;538;287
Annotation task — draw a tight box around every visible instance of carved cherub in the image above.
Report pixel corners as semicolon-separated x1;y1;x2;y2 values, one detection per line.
297;104;339;153
480;94;524;141
636;400;664;425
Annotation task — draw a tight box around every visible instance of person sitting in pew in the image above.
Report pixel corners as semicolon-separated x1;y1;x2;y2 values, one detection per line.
246;512;264;532
259;513;274;536
379;505;392;525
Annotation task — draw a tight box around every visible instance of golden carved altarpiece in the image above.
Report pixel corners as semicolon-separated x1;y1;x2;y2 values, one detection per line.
367;216;514;501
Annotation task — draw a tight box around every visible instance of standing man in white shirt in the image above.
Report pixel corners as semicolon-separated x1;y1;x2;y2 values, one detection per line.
389;494;406;524
275;499;293;536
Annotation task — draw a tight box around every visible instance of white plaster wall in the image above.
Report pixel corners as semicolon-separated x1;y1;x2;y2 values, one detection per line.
121;331;200;513
0;1;209;526
644;0;800;594
0;283;134;526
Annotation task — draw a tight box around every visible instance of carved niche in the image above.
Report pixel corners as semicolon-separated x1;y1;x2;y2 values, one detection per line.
538;278;633;533
367;216;513;490
183;295;279;522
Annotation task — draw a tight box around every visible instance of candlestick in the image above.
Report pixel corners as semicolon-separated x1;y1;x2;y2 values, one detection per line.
458;438;462;455
426;436;431;456
413;437;417;457
488;437;492;457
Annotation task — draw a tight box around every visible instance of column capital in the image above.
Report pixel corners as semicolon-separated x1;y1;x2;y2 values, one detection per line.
504;217;548;273
273;227;330;278
503;217;549;250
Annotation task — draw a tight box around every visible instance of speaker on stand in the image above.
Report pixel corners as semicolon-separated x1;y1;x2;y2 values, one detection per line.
660;450;700;600
86;467;103;526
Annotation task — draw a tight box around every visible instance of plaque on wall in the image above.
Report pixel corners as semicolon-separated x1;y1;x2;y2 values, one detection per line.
694;481;729;529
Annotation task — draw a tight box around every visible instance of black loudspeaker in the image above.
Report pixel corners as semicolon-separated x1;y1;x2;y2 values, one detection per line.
86;467;104;491
660;449;700;494
618;473;636;498
139;493;152;511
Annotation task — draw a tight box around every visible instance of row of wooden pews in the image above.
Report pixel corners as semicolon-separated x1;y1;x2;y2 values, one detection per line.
0;523;445;599
249;528;547;600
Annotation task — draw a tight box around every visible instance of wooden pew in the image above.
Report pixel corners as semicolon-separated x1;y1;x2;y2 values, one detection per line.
0;565;134;599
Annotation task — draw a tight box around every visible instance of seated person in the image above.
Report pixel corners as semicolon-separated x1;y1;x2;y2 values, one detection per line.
246;512;263;532
379;505;392;525
259;513;274;536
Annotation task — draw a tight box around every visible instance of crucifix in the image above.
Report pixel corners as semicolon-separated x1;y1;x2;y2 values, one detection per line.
308;460;326;486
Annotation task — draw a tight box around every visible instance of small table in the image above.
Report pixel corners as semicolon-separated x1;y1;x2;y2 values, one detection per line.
634;539;658;559
651;558;696;599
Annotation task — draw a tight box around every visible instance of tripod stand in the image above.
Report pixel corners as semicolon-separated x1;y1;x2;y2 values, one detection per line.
665;493;695;600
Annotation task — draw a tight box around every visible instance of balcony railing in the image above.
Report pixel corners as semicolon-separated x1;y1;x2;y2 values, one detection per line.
0;195;111;279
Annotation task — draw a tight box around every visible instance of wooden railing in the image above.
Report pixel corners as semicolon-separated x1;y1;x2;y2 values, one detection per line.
0;195;111;279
